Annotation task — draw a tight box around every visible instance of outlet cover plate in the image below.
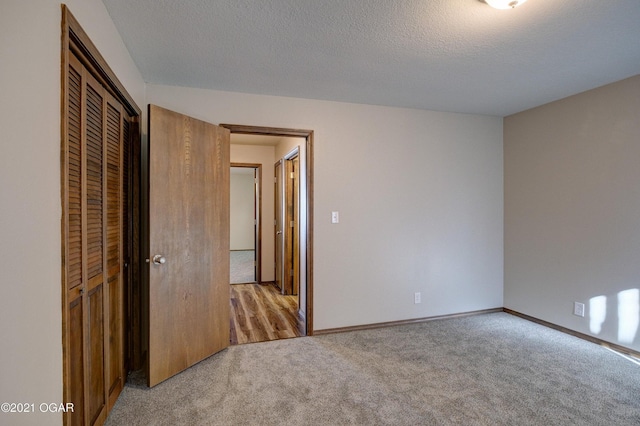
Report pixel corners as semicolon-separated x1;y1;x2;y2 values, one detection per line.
574;302;585;317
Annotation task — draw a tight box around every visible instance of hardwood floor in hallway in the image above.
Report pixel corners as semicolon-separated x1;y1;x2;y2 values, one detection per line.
230;283;305;345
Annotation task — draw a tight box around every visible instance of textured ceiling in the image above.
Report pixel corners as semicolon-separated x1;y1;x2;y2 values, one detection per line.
102;0;640;116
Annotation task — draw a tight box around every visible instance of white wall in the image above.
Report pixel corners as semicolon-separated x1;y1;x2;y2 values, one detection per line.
230;144;277;282
0;1;145;425
230;170;256;250
147;84;504;330
504;75;640;352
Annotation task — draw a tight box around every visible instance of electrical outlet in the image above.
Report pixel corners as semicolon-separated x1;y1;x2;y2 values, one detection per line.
414;292;421;304
574;302;585;317
331;211;339;224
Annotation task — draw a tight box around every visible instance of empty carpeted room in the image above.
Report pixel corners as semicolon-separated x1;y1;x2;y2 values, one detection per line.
1;1;640;425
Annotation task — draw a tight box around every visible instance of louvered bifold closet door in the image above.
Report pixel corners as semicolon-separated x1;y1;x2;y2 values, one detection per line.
66;53;86;426
85;67;106;426
64;52;127;426
105;94;126;410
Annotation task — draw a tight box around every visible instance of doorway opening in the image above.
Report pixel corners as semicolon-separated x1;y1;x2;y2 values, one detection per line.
230;164;261;284
223;125;314;345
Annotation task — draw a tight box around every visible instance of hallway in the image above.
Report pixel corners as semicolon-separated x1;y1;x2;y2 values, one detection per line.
230;283;305;345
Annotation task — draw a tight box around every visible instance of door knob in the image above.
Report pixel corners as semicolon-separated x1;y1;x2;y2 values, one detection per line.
152;254;166;265
276;231;283;235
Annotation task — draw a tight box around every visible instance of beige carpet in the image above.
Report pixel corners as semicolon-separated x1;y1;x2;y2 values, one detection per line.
230;250;254;284
105;313;640;425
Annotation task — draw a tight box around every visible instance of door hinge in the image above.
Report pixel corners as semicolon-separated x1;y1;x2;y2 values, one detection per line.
290;269;294;276
290;220;295;227
290;172;295;179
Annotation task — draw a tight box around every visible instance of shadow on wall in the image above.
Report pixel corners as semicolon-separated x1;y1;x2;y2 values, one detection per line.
589;289;639;345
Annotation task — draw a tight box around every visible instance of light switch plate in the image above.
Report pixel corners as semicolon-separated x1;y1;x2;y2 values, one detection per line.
331;211;339;224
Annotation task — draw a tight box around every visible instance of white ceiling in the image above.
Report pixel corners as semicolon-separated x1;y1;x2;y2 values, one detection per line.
102;0;640;116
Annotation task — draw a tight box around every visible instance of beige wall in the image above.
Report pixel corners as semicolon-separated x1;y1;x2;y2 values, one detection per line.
147;84;505;330
275;136;306;160
0;1;145;425
230;170;255;251
504;75;640;352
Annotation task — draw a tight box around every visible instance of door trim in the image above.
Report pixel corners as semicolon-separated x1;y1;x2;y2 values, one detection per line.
231;163;262;284
221;124;314;336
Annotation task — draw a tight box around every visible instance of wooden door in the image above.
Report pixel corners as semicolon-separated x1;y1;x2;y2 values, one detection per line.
252;168;258;282
282;155;299;295
290;156;300;295
274;160;284;291
64;52;129;425
147;105;230;387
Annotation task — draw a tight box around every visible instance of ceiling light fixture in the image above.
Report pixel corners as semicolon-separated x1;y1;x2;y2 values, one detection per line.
484;0;528;9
